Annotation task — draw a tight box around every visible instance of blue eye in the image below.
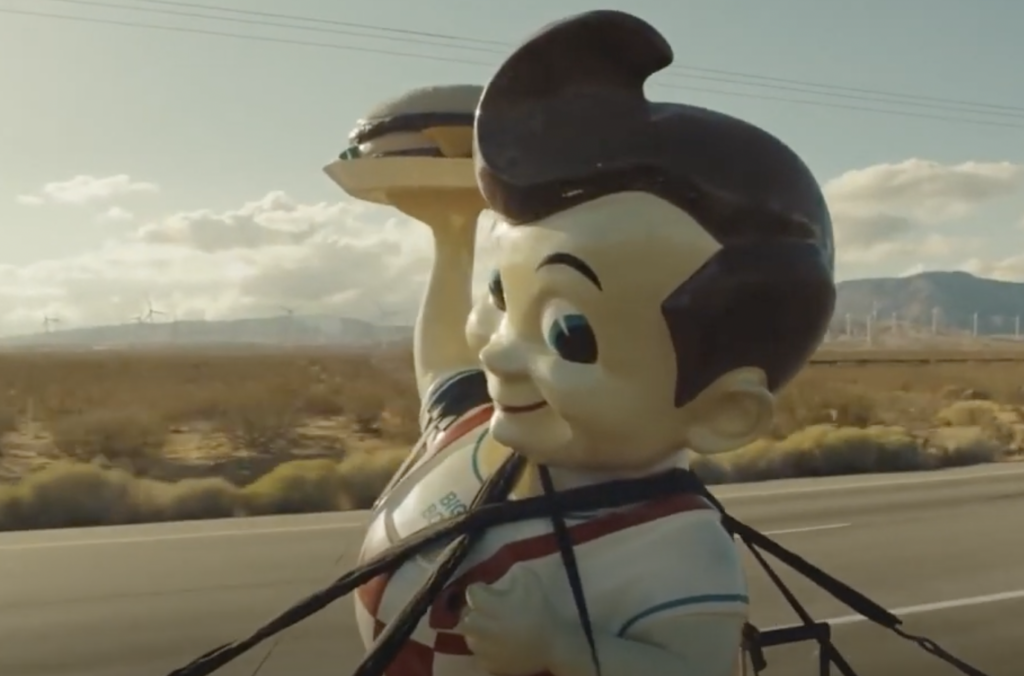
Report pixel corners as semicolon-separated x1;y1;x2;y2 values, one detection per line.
543;307;598;364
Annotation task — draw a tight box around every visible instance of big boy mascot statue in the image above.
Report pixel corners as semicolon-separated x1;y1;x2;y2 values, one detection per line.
324;10;834;676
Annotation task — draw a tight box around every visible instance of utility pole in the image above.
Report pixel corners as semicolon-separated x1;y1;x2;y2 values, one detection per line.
845;313;852;338
866;313;873;347
972;312;978;338
1016;315;1020;340
931;307;939;335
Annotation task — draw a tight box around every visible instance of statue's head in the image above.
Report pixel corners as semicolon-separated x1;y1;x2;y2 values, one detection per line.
468;10;835;472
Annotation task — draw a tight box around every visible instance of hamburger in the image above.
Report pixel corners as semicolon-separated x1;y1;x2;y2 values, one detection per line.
323;84;482;204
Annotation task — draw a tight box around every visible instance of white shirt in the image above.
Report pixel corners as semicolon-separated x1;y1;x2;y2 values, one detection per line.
354;368;749;676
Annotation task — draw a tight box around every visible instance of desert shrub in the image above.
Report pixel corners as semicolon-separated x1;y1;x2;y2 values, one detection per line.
377;406;421;444
772;383;882;438
297;383;347;417
716;423;1003;483
336;447;407;508
212;391;301;455
147;477;243;521
0;420;1010;532
0;405;19;436
935;400;1002;427
1;347;1023;531
47;409;166;464
926;424;1012;466
0;462;147;529
242;459;354;514
0;405;19;453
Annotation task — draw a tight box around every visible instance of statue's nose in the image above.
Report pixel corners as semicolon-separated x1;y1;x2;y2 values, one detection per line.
479;333;530;380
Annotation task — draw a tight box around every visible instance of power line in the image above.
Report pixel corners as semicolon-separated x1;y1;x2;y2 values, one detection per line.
105;0;1024;117
662;64;1024;116
658;70;1024;121
39;0;508;55
651;84;1024;130
79;0;509;46
5;2;1024;131
39;0;1024;123
0;7;494;67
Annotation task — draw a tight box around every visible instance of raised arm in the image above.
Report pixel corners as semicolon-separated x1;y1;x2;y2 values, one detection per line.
389;187;484;400
321;84;488;401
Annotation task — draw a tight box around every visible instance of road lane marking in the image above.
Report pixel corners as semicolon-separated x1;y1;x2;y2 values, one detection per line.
763;523;850;536
0;519;854;551
0;522;365;550
717;465;1024;501
765;588;1024;632
827;588;1024;626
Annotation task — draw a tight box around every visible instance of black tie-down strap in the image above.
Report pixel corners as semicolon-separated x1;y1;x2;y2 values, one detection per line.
164;462;990;676
694;482;990;676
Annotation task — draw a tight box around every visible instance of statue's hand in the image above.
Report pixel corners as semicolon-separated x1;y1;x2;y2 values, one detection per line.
459;566;563;676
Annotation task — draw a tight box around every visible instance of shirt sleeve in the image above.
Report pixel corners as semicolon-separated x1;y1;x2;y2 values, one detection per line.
419;368;492;437
610;509;750;639
373;368;492;509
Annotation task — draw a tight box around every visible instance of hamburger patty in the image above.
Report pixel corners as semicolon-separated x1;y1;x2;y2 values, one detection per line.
339;111;474;160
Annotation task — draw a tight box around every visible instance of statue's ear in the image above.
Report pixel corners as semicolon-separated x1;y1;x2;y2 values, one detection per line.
680;367;774;456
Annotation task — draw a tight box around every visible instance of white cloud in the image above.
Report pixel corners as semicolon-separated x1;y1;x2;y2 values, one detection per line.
4;158;1018;336
825;159;1024;263
17;174;159;206
134;191;348;252
958;255;1024;282
900;263;926;277
96;206;134;223
0;190;498;335
837;232;972;266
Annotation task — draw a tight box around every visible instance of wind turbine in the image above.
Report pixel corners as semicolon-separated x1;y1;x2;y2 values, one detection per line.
143;297;166;323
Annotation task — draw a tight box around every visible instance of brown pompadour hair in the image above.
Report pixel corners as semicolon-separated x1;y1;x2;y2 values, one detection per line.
474;10;836;406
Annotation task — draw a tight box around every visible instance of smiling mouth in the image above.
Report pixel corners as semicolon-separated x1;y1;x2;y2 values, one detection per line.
496;400;548;414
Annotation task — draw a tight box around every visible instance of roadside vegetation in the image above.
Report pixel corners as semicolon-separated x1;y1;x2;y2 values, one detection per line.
0;348;1020;531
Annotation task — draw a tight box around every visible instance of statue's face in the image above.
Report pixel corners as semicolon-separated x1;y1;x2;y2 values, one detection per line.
468;191;768;471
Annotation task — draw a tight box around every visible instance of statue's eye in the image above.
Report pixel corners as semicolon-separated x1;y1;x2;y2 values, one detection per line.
487;270;506;312
541;300;598;364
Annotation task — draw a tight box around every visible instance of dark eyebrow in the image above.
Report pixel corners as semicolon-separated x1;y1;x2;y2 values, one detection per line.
535;252;602;290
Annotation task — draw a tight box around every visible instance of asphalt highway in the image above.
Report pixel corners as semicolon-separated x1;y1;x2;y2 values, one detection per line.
2;464;1023;676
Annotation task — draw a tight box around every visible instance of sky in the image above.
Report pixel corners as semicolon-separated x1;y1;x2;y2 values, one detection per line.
1;0;1024;335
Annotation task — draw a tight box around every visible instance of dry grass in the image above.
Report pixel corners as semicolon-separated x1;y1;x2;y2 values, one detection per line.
0;347;1022;531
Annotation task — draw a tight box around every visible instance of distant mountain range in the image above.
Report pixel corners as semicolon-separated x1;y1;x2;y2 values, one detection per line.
834;271;1024;337
0;314;413;350
5;270;1024;349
